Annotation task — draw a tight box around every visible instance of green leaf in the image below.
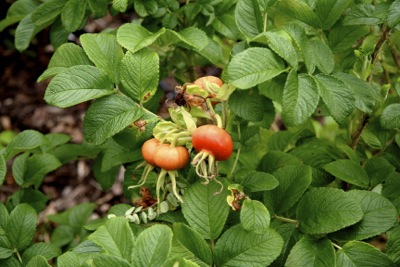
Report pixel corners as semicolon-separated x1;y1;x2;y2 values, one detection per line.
309;39;334;74
333;72;378;114
45;133;71;148
117;23;166;54
0;246;13;260
23;153;62;188
271;224;301;267
276;0;320;28
83;94;143;145
323;159;369;188
381;104;400;129
50;18;69;49
344;4;383;26
228;88;274;121
336;241;396;267
61;0;87;32
251;30;298;68
264;165;312;215
331;190;398;241
0;257;20;267
285;237;335;267
282;71;319;126
329;24;370;53
0;203;8;230
22;242;61;264
26;255;51;267
364;156;395;187
388;0;400;28
5;130;47;159
31;0;66;27
296;187;363;234
7;204;38;251
212;14;241;40
112;0;128;12
173;223;212;265
315;74;355;124
50;225;75;247
214;224;283;267
120;49;159;103
386;225;400;264
238;170;279;192
0;155;5;186
197;38;226;67
133;224;172;267
234;0;263;38
181;180;230;240
7;188;48;214
315;0;352;29
88;217;134;262
88;0;109;18
259;151;303;173
38;43;92;82
80;33;124;83
48;202;95;229
240;199;270;234
226;47;286;89
15;13;49;52
0;0;39;31
44;65;115;108
92;255;132;267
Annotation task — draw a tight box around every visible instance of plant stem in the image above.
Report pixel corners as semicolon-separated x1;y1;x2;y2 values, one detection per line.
274;215;299;225
332;242;342;250
228;124;241;179
349;113;369;149
368;26;391;82
14;249;22;263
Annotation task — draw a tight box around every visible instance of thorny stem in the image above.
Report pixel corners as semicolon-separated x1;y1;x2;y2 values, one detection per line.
350;26;391;149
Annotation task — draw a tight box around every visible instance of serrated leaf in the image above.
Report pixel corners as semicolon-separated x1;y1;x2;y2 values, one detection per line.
271;224;301;267
38;43;92;82
239;170;279;192
323;159;369;188
332;190;398;241
0;155;5;186
212;14;241;40
336;241;396;267
112;0;128;12
22;242;61;264
333;72;378;114
5;130;47;159
276;0;320;28
15;14;50;52
173;223;212;265
297;187;363;234
240;199;270;234
0;0;39;32
214;224;283;267
259;151;303;173
197;38;226;67
282;71;319;126
329;24;370;53
92;255;132;267
61;0;87;32
23;153;62;188
45;65;115;108
344;4;383;26
315;74;355;124
80;33;124;83
251;30;298;68
120;49;159;103
364;156;395;187
31;0;66;27
45;133;71;148
386;225;400;264
83;94;142;145
49;18;69;50
229;88;274;121
133;224;172;267
381;104;400;129
50;225;75;247
26;255;51;267
88;0;108;18
309;39;334;74
315;0;352;29
181;181;230;240
12;153;29;186
388;0;400;28
177;27;209;51
7;188;48;214
0;203;9;232
117;23;166;53
88;217;134;262
226;47;286;89
264;165;312;215
7;204;37;251
0;257;20;267
234;0;263;38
